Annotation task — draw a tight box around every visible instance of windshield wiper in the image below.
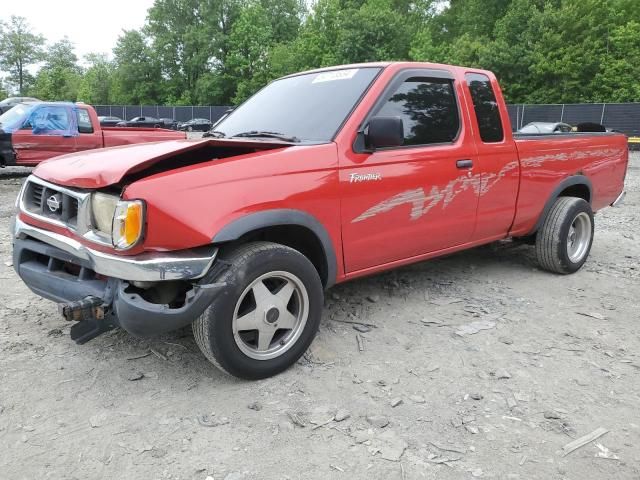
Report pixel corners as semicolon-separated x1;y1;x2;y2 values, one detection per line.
232;131;300;143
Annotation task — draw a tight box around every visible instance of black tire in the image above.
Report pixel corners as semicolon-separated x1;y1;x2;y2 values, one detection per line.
193;242;323;379
535;197;594;274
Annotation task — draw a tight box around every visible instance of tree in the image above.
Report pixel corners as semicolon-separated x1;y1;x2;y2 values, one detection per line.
334;0;413;63
226;2;276;103
30;38;82;101
77;54;115;104
593;20;640;102
0;16;45;94
5;0;640;106
483;0;545;103
146;0;243;104
225;0;304;102
270;0;414;79
0;79;8;100
111;30;162;104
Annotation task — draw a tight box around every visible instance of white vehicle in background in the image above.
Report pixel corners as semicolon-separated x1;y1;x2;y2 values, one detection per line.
518;122;573;134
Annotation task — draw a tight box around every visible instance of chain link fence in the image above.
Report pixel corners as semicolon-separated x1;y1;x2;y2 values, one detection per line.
507;103;640;136
96;103;640;137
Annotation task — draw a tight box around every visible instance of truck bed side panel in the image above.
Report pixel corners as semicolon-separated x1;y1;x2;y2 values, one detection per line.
510;134;628;236
102;127;185;148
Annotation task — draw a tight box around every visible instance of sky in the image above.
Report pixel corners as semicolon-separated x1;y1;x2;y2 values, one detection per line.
1;0;155;61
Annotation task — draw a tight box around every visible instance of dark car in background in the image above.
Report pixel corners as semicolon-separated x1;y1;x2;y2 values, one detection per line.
178;118;212;132
98;115;123;127
116;116;165;128
159;118;179;130
0;97;41;114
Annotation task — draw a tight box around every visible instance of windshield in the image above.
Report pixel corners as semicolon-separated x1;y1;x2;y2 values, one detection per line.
0;104;36;131
215;67;381;142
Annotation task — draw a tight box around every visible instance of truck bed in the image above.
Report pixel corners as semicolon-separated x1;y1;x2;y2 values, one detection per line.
102;127;185;148
510;131;628;235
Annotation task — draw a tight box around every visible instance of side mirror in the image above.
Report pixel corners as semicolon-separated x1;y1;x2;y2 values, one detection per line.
367;116;404;149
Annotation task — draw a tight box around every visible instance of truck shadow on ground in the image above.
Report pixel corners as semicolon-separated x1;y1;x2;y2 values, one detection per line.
330;240;538;297
77;239;539;383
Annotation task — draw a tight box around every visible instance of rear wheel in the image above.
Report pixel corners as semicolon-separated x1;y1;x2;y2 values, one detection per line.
193;242;323;379
535;197;594;274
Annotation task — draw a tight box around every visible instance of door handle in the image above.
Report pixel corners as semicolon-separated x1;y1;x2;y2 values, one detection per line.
456;159;473;169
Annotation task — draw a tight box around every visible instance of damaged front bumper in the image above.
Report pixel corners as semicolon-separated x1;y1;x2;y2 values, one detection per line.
12;216;226;343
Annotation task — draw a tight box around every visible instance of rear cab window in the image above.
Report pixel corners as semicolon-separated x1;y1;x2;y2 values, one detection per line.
76;109;94;134
465;73;504;143
373;75;460;147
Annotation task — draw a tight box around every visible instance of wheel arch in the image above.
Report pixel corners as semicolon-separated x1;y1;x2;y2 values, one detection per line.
212;209;338;288
528;175;593;235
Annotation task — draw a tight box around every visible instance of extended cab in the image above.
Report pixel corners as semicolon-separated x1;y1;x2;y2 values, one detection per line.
0;102;185;167
11;62;628;379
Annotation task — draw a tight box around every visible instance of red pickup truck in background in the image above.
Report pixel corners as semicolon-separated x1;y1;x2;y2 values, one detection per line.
12;62;627;379
0;102;185;167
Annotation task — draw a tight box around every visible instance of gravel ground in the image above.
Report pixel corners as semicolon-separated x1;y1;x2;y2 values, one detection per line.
0;154;638;480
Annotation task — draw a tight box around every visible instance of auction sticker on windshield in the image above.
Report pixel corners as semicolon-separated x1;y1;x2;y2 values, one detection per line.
312;69;359;83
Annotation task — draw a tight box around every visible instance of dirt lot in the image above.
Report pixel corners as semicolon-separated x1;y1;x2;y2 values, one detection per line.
1;153;638;480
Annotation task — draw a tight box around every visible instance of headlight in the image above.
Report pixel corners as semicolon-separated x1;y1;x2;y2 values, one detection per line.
112;200;145;249
91;193;119;234
91;193;145;249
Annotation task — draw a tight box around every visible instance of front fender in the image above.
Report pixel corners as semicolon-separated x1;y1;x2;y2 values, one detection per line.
213;209;338;287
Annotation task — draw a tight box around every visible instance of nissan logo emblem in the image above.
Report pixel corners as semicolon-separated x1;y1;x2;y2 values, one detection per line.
46;194;61;213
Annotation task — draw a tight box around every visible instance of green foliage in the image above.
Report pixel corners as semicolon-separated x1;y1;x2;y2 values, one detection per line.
0;16;45;94
0;79;8;101
30;38;82;101
2;0;640;105
593;21;640;102
226;0;303;103
77;54;115;105
111;30;162;104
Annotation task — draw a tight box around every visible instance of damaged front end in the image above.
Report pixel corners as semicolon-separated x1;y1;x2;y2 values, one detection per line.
12;216;228;343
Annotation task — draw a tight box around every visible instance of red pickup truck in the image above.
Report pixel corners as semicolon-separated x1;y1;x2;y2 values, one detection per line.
0;102;185;167
12;62;627;379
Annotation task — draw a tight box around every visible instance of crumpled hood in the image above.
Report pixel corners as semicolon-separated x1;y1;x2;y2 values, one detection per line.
33;138;292;189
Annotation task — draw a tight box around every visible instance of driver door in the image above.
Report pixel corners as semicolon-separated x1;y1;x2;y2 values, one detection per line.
13;105;78;165
340;70;480;273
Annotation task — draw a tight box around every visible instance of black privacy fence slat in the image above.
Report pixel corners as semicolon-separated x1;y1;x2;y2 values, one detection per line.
95;103;640;136
94;105;232;124
509;103;640;136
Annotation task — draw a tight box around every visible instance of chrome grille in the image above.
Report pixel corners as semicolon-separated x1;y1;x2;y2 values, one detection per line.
20;176;91;233
31;184;44;207
22;181;80;227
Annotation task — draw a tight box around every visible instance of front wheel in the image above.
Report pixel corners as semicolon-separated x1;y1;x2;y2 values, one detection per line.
535;197;594;274
193;242;323;379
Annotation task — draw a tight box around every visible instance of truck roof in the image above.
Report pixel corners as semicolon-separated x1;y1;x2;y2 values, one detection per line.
20;101;89;108
281;61;495;79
